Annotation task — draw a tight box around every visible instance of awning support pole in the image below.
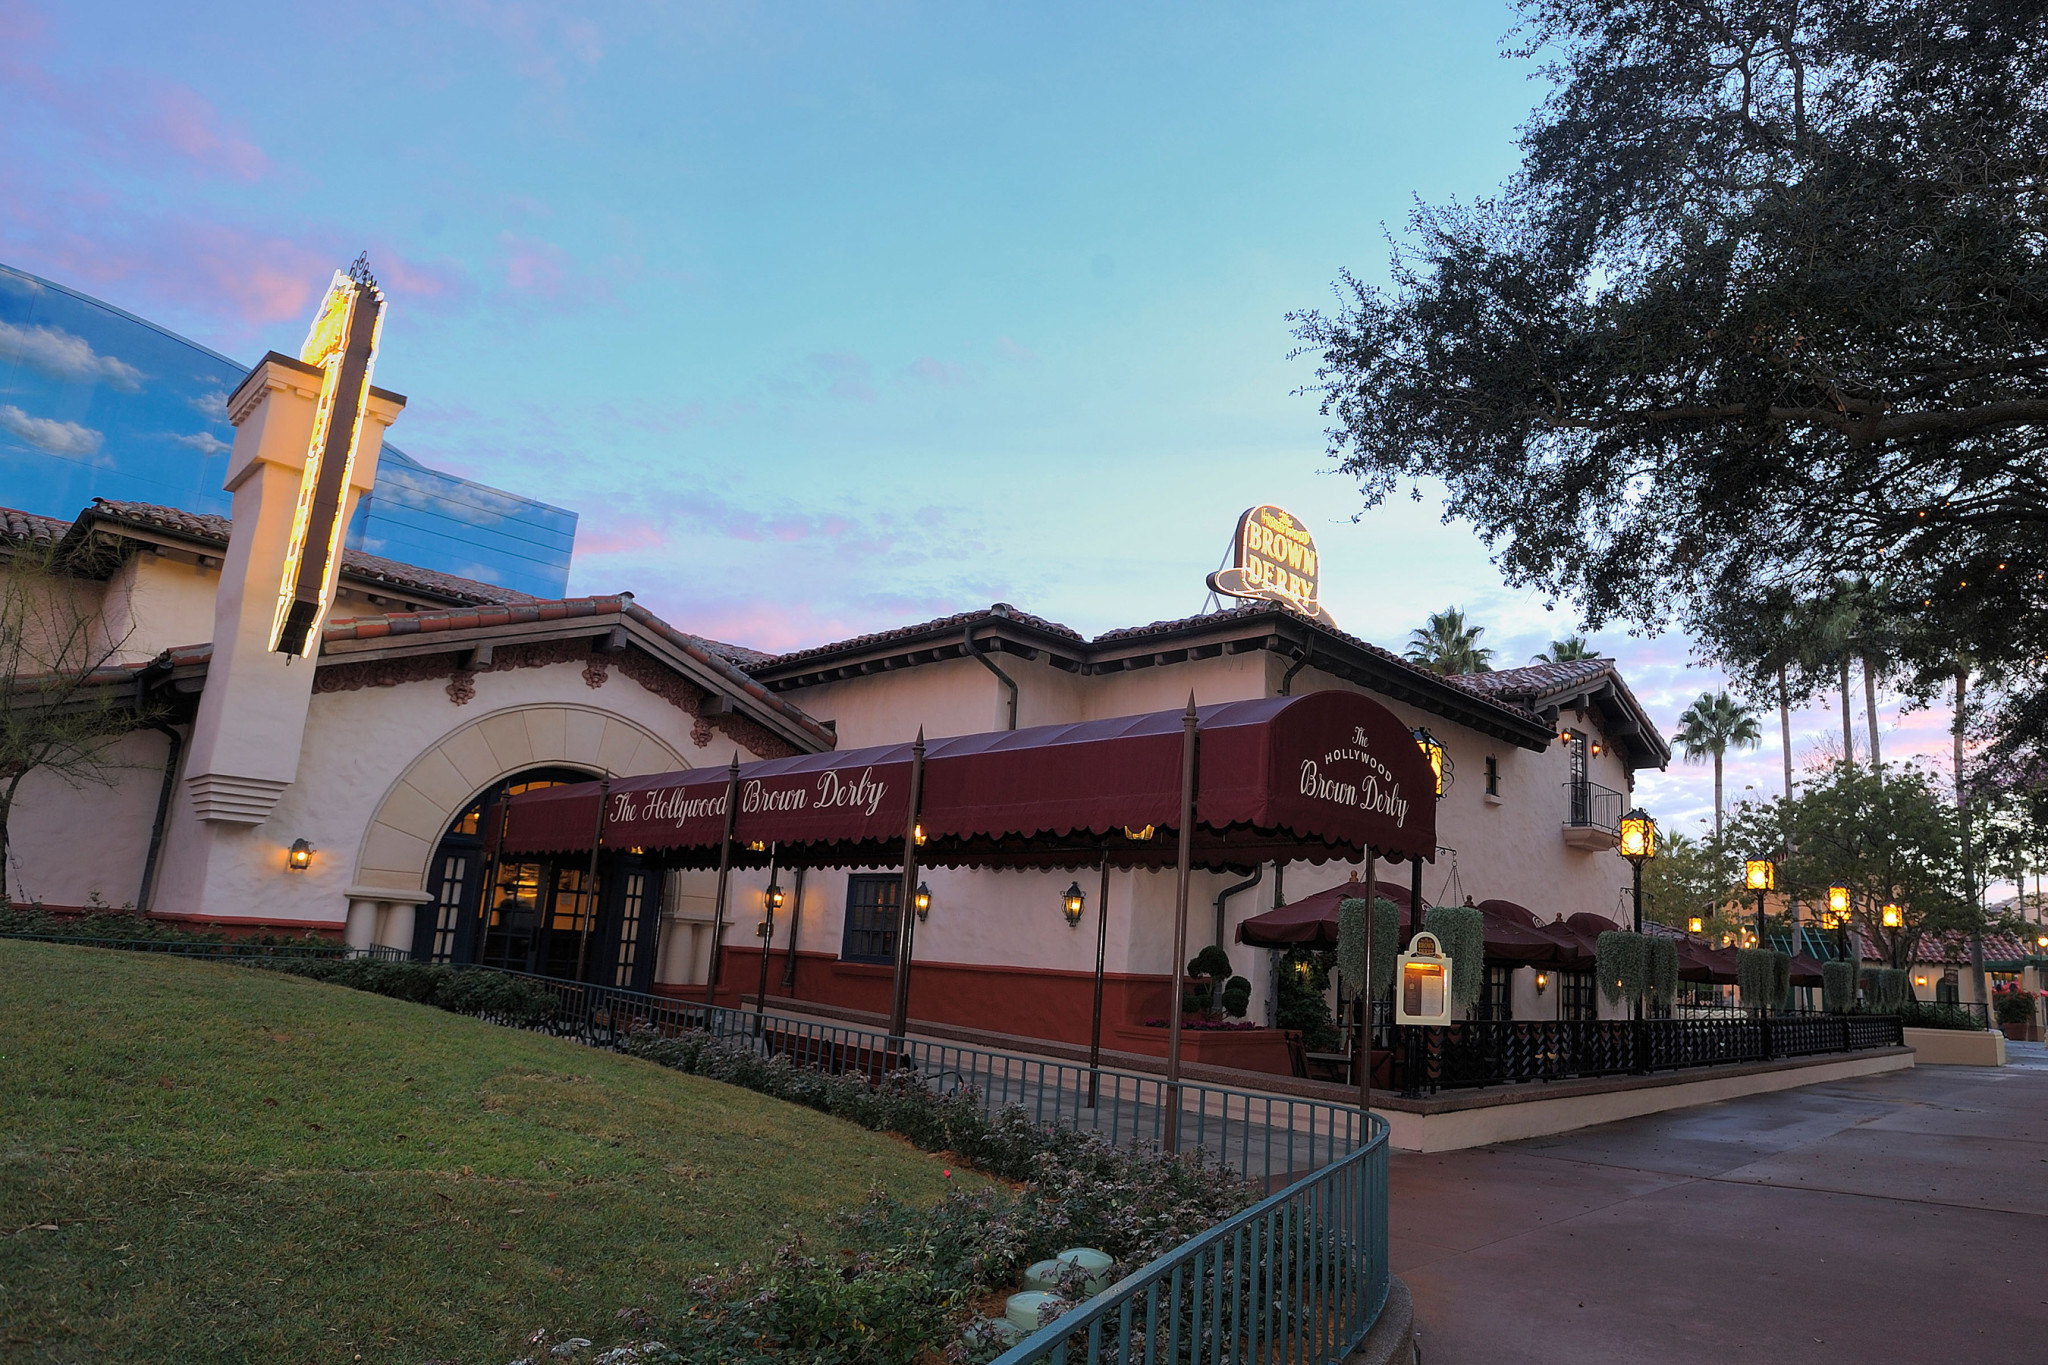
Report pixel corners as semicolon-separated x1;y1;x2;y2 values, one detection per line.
754;844;778;1020
1409;853;1424;943
1088;849;1110;1109
780;867;806;993
1165;695;1199;1154
705;754;741;1008
886;730;927;1044
573;777;611;984
1359;846;1378;1120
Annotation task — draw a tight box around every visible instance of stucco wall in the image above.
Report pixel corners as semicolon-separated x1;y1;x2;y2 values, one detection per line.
140;657;778;926
7;726;176;909
94;553;221;662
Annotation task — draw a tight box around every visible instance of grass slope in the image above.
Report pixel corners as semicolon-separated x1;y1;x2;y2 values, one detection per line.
0;941;966;1363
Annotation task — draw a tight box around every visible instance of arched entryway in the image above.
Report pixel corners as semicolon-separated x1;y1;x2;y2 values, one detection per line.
411;766;662;992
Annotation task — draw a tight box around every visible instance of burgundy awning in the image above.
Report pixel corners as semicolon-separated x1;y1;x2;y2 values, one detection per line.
494;691;1439;870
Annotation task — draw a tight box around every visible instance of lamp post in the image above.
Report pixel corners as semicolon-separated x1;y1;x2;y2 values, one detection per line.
1408;728;1452;947
753;864;784;1019
1618;808;1655;1020
1744;859;1775;950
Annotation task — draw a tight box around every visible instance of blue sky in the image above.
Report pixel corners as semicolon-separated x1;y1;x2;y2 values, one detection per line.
0;0;1970;843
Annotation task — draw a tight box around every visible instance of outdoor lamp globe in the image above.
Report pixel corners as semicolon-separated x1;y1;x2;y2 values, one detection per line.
766;882;785;913
1881;903;1903;928
1744;860;1775;892
286;838;314;872
1062;882;1086;928
1618;808;1656;863
1688;915;1704;935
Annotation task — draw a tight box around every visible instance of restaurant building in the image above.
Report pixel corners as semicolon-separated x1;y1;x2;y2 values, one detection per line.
3;264;1671;1057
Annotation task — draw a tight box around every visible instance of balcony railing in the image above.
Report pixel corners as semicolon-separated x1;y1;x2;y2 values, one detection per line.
1563;778;1623;832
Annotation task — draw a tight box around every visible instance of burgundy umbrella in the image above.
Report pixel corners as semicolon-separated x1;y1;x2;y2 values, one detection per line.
1235;877;1417;951
1474;898;1592;967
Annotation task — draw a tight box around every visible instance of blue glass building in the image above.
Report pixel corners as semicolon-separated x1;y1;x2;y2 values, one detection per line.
0;262;575;597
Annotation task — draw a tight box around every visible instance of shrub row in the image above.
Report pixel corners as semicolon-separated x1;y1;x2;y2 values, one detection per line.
251;955;562;1022
0;905;340;950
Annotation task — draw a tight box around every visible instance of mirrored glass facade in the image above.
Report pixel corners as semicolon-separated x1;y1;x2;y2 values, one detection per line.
0;263;575;597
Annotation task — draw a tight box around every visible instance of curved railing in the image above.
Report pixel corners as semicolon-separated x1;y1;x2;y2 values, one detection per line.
993;1117;1389;1365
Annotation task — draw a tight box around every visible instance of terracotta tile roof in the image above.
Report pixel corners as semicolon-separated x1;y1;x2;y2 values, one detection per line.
1909;928;2040;966
1454;658;1615;698
0;505;74;545
324;595;835;749
79;499;537;607
757;602;1085;670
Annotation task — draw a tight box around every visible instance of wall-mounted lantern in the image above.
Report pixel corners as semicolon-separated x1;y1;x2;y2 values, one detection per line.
1411;727;1452;798
1688;915;1705;935
914;882;932;921
913;823;927;848
1062;882;1086;928
1534;970;1549;995
287;838;314;872
766;882;786;913
1914;973;1929;988
1394;930;1453;1025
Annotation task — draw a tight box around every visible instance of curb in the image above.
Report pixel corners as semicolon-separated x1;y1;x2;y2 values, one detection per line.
1347;1275;1418;1365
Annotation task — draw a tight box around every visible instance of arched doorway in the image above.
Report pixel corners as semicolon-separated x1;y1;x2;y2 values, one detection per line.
412;767;662;991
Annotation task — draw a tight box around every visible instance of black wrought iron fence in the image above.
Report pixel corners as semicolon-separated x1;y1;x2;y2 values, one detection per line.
1399;1012;1905;1093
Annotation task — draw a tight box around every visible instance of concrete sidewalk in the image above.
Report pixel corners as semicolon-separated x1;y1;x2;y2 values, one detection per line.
1392;1060;2048;1362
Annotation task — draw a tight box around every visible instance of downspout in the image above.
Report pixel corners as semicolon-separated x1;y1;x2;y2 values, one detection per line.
964;624;1018;730
1213;864;1263;949
1278;637;1314;696
135;721;183;914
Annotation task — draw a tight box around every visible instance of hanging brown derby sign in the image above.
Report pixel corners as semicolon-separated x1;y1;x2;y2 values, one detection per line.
271;255;386;656
1207;504;1337;628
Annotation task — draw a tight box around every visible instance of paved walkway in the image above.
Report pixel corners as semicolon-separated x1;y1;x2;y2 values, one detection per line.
1391;1057;2048;1362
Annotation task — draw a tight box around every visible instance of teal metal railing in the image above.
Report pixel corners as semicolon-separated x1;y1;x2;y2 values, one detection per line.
992;1119;1390;1365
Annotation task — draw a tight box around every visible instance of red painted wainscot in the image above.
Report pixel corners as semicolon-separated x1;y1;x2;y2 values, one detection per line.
1109;1022;1295;1076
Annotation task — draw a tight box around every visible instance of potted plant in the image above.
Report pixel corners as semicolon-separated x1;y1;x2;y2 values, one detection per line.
1994;988;2040;1042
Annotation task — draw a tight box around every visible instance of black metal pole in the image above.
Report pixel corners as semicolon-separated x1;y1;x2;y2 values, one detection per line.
704;754;741;1008
1088;850;1109;1108
1359;846;1378;1121
1632;860;1643;1022
886;731;927;1042
754;845;778;1017
780;866;806;992
1164;696;1199;1154
573;778;610;984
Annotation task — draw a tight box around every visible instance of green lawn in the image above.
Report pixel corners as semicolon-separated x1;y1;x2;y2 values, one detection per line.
0;941;967;1363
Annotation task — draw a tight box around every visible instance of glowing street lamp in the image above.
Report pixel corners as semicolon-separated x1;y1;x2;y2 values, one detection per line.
1881;903;1903;929
1745;860;1774;949
1688;915;1705;935
1062;882;1086;928
1618;808;1656;943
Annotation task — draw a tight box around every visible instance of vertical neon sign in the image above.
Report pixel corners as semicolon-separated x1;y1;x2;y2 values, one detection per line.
270;256;385;657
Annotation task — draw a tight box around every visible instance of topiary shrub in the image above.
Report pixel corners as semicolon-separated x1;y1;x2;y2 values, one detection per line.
1422;903;1485;1010
1220;975;1251;1019
1647;937;1679;1011
1596;931;1648;1008
1187;944;1234;1018
1738;948;1792;1012
1274;947;1340;1051
1821;961;1857;1013
1860;966;1911;1013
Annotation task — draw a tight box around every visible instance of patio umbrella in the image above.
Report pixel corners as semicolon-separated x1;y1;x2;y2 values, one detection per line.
1474;898;1591;967
1235;877;1416;950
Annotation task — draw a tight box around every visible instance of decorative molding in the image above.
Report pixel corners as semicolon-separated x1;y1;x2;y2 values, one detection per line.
311;636;798;759
186;772;290;824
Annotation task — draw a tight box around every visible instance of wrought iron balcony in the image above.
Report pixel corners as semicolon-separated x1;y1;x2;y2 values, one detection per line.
1562;779;1623;850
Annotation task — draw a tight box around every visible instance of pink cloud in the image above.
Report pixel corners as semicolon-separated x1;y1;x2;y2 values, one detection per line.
808;351;875;403
140;83;269;182
905;355;968;386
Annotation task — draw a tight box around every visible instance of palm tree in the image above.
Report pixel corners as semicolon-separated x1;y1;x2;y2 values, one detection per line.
1533;636;1598;663
1405;607;1494;675
1673;691;1763;839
